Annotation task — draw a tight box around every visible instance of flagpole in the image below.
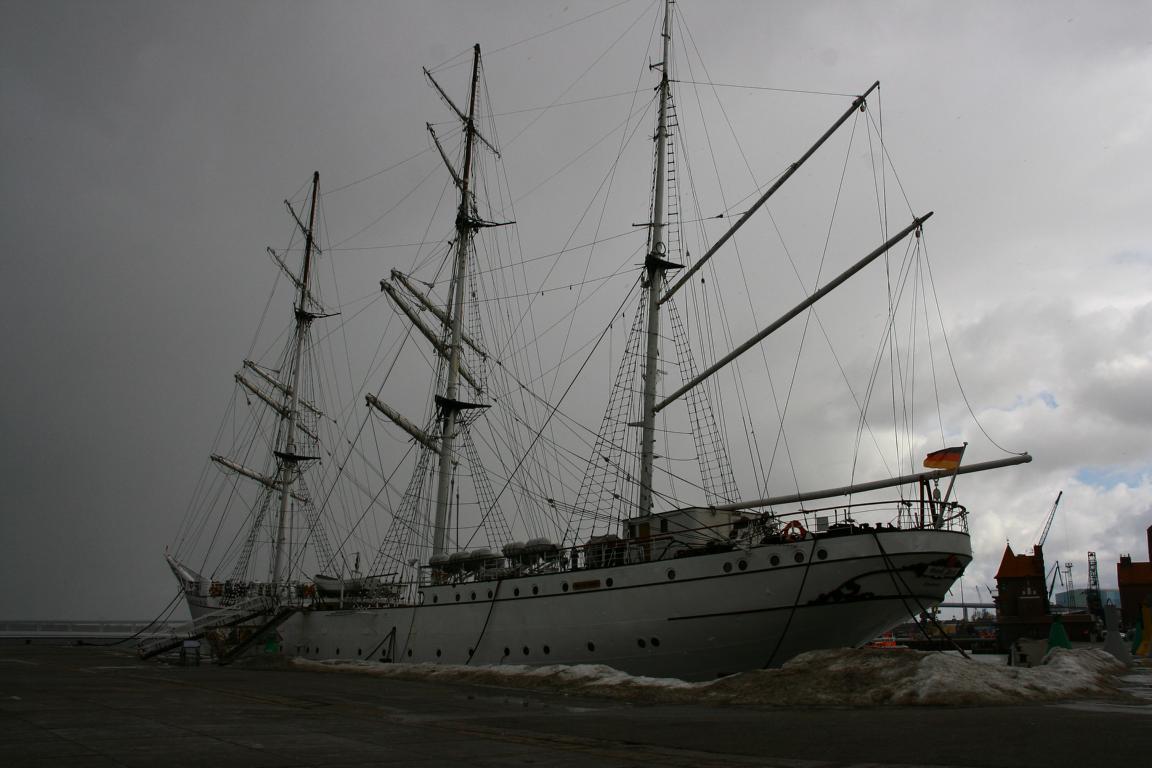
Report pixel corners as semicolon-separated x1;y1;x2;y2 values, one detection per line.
940;442;968;504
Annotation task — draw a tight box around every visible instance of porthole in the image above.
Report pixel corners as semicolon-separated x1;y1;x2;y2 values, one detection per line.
468;648;474;657
455;593;461;602
357;648;362;656
543;645;551;655
562;583;569;592
503;647;511;657
514;588;520;596
532;585;539;595
794;551;805;563
407;649;413;657
487;590;493;598
637;638;647;648
587;641;596;652
817;549;828;560
522;646;530;656
432;595;439;603
738;559;748;571
335;648;340;655
470;592;476;600
770;555;780;566
651;637;661;647
436;649;442;658
666;569;676;580
723;562;732;573
606;578;615;587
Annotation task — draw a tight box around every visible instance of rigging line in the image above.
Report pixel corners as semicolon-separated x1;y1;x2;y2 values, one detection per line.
863;106;916;218
327;158;442;251
470;264;635;302
485;0;644;60
428;0;643;74
462;278;638;545
771;111;864;498
677;14;785;494
921;232;1025;456
322;146;436;197
417;228;642;286
329;241;448;252
493;100;651;362
486;88;648;118
672;79;857;98
502;0;658;149
510;94;657;206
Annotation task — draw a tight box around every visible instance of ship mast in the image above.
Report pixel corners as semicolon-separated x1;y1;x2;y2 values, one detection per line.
432;45;484;557
271;171;320;586
637;0;674;517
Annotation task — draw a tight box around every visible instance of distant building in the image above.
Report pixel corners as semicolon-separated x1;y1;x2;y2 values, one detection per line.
1052;588;1121;610
994;543;1050;649
1117;525;1152;628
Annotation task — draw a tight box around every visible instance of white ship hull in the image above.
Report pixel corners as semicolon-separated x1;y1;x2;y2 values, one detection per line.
183;528;968;681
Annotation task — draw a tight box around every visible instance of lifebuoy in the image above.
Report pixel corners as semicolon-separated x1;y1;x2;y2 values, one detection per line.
781;520;807;542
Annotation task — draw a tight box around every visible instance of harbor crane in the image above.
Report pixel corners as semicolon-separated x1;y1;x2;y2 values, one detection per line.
1034;490;1062;554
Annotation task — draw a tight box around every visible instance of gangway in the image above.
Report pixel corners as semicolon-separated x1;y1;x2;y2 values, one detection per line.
136;596;278;660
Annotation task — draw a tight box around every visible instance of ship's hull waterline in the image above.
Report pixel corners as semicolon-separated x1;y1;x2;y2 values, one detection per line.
186;528;969;681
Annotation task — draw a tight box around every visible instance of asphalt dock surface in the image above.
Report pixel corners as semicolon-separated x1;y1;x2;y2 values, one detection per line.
1;644;1148;767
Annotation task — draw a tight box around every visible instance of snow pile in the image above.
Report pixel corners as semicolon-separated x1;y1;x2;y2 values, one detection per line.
293;647;1128;706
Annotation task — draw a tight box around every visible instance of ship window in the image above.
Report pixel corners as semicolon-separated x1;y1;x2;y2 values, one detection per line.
470;592;476;600
436;649;442;657
455;593;461;602
514;588;520;596
637;638;647;648
503;647;510;657
562;583;569;592
487;590;493;598
817;549;828;560
794;551;805;563
651;637;660;647
357;648;362;656
723;562;732;573
468;648;474;657
587;642;595;652
407;649;413;657
660;518;668;533
543;645;551;655
335;648;340;655
667;569;676;580
523;646;530;655
532;585;539;595
432;595;439;603
738;560;748;571
770;555;780;566
606;578;614;587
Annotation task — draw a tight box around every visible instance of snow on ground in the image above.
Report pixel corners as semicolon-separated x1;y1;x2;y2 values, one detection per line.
293;647;1130;706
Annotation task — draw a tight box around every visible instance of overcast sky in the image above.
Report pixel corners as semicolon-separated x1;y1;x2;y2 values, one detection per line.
2;0;1150;621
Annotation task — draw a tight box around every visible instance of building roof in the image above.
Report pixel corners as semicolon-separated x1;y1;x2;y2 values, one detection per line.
995;543;1045;579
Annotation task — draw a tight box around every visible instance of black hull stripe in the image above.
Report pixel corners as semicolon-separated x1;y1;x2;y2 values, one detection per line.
667;592;945;622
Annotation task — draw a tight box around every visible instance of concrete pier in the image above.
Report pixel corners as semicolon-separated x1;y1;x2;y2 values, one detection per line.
1;645;1149;767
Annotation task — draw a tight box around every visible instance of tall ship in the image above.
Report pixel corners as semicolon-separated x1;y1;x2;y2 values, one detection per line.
151;1;1030;681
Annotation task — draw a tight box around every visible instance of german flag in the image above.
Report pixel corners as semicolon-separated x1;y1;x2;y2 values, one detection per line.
923;445;965;470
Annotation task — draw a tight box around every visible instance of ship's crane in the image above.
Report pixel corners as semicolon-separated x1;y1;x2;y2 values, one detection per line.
1035;490;1063;554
